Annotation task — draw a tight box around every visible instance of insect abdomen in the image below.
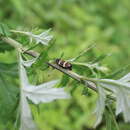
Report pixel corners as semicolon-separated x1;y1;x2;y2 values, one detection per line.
55;59;72;70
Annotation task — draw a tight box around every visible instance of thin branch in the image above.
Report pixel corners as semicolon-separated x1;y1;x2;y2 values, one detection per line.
1;36;116;101
1;37;22;49
1;36;39;57
1;36;97;92
0;36;116;101
23;49;39;57
47;62;97;91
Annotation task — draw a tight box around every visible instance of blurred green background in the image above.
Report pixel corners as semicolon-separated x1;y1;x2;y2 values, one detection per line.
0;0;130;130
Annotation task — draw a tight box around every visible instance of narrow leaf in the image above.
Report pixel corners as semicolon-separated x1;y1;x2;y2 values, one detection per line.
94;85;106;127
95;74;130;123
21;56;38;67
20;91;37;130
0;23;11;36
119;73;130;82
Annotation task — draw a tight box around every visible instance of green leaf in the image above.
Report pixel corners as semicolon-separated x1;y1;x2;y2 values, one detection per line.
82;86;89;96
105;64;130;79
105;108;112;130
0;23;11;36
95;74;130;123
94;85;106;127
34;50;49;69
69;44;96;62
0;62;18;77
91;53;111;64
58;75;70;87
0;41;14;52
59;52;64;59
106;105;120;130
0;73;19;124
0;62;19;125
20;91;37;130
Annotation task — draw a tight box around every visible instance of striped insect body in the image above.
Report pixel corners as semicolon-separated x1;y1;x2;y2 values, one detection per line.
55;58;72;70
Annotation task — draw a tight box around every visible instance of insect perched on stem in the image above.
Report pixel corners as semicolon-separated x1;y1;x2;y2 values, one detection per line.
55;58;72;70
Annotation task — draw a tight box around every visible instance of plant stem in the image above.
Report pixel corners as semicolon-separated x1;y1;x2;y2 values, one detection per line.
1;36;39;57
107;105;120;130
1;36;22;49
1;36;97;92
47;62;97;91
1;36;116;101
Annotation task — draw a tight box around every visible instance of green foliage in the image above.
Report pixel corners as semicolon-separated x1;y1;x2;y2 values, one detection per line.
0;62;18;76
0;63;19;129
0;0;130;129
0;23;11;36
0;41;14;52
0;23;13;52
58;75;70;87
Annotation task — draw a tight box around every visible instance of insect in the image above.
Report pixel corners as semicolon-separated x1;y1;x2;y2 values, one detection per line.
55;58;72;70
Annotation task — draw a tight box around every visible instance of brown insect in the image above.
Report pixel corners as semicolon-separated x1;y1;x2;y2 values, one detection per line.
55;58;72;70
